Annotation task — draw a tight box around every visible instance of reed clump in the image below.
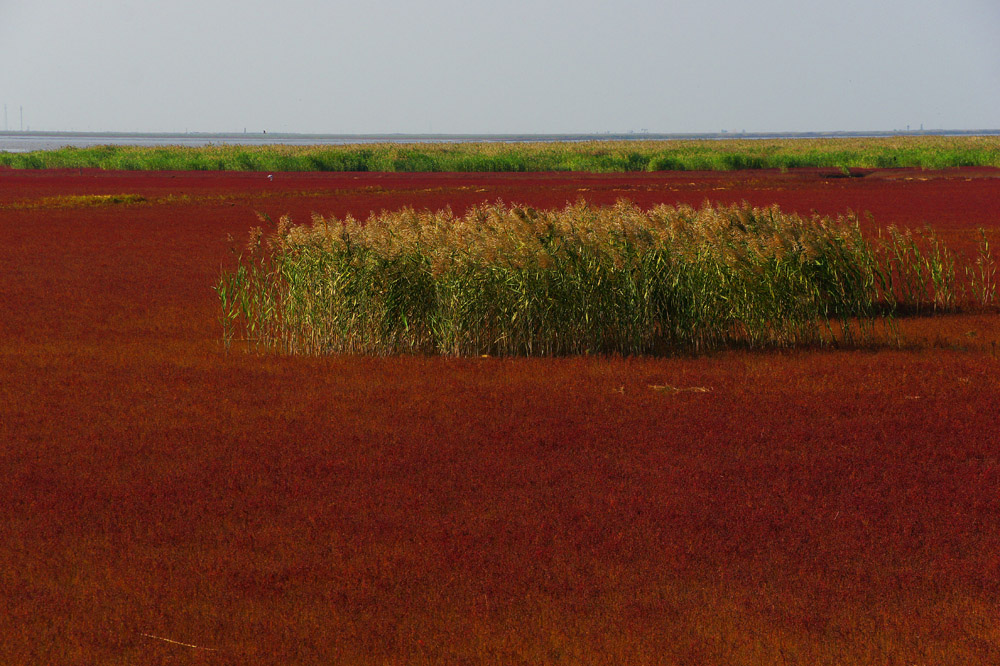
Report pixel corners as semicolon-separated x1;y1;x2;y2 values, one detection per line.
216;201;997;356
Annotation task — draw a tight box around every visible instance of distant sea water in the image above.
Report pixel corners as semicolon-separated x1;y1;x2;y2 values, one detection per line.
1;129;998;153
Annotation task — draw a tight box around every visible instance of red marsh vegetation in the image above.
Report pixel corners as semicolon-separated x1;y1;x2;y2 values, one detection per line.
1;166;999;665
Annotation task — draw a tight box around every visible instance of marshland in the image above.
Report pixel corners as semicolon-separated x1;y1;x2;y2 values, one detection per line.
2;147;999;665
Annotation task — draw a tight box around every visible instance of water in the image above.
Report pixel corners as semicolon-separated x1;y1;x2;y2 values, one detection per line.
1;129;998;153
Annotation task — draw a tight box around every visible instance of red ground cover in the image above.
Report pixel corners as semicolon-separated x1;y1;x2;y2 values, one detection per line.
1;167;999;665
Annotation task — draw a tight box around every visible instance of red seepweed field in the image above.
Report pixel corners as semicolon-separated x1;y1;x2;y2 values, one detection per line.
2;166;999;665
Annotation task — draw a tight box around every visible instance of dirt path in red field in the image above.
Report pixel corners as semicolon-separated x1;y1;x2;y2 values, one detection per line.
1;167;999;665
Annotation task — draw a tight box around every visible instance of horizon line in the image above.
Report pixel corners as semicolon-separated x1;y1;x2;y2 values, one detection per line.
3;128;1000;140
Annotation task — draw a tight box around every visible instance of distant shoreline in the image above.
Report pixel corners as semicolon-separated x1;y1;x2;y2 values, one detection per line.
2;129;1000;153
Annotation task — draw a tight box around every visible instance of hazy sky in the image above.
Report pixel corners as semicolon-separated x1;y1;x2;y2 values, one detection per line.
1;0;998;134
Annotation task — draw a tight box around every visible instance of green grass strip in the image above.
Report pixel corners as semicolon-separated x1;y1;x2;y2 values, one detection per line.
5;136;1000;172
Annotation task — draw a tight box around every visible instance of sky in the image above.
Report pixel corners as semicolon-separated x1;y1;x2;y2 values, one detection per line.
1;0;998;134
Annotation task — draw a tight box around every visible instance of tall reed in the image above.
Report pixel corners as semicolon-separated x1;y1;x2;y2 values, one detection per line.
216;202;996;356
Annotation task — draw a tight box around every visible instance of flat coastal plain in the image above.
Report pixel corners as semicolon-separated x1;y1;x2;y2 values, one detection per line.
2;166;999;665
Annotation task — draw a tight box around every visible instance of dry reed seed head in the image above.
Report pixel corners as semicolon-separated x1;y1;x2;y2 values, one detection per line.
284;225;313;248
801;238;822;262
309;212;329;236
246;226;264;252
265;215;294;251
275;214;292;237
762;234;785;259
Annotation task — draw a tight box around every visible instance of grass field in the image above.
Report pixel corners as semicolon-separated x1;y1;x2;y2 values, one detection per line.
3;135;1000;172
1;165;999;665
